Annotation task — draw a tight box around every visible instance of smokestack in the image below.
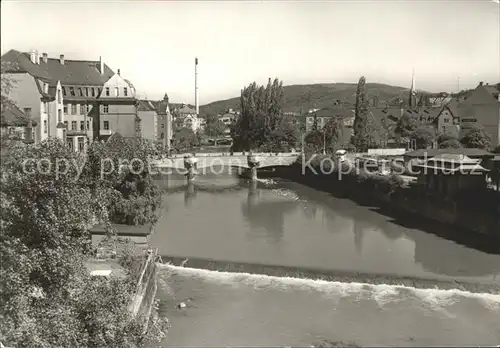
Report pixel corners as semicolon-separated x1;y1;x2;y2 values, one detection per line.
59;54;65;65
42;53;48;63
195;57;199;115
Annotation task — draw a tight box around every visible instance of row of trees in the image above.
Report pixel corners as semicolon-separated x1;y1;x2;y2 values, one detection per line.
231;78;298;152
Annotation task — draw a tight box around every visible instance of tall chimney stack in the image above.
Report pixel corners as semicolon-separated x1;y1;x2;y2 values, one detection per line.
195;57;199;115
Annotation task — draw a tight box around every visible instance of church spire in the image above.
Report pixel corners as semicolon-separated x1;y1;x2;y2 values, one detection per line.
409;69;417;108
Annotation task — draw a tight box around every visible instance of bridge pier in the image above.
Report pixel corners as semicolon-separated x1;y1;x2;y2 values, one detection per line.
183;154;198;182
247;153;260;181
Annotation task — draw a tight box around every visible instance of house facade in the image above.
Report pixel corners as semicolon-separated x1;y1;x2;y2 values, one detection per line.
456;82;500;146
154;93;173;151
137;100;158;143
95;70;138;140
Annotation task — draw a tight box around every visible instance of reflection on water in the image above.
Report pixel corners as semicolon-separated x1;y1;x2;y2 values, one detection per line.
151;171;500;283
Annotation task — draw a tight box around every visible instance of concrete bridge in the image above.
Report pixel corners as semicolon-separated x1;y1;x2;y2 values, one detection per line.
152;153;299;171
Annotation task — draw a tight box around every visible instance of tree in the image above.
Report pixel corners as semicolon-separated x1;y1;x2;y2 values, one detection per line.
172;127;199;151
351;76;375;152
460;125;492;149
395;113;418;140
204;114;226;143
233;78;295;151
323;116;346;152
438;133;462;149
492;145;500;154
411;125;436;149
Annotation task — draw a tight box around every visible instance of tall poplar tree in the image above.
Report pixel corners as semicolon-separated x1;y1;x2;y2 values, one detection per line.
351;76;371;152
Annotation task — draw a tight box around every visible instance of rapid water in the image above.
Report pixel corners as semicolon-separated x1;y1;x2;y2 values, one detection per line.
151;169;500;346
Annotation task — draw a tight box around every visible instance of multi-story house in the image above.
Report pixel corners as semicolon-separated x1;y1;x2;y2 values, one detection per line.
1;50;66;143
2;49;139;151
137;100;158;143
172;103;201;132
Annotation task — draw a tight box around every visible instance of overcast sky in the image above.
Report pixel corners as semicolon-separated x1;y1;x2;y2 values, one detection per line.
1;0;499;104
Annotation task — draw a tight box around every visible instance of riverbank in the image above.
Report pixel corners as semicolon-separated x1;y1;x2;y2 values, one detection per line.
160;256;500;294
269;156;500;247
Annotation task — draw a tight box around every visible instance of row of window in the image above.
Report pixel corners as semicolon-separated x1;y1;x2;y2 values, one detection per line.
104;86;128;97
62;104;110;115
63;86;102;98
63;120;91;132
67;137;86;152
56;85;129;102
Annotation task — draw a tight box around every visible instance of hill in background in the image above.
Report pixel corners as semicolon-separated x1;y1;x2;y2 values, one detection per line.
199;82;413;116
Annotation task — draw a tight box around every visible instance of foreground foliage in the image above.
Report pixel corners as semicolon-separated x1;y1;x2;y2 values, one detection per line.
0;138;167;347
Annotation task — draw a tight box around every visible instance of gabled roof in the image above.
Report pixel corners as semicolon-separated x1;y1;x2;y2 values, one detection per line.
1;100;38;127
1;49;114;86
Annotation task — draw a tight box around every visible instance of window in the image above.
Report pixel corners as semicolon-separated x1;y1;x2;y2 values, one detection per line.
64;121;68;129
98;88;102;96
160;133;164;139
80;104;86;114
85;87;89;97
71;121;77;130
69;87;75;96
67;139;73;150
161;124;164;129
115;87;119;97
80;121;85;131
62;88;66;96
444;118;449;123
64;104;68;114
105;87;110;96
103;104;109;113
58;109;62;123
124;87;128;96
91;88;95;97
58;90;62;102
42;102;46;113
78;87;83;96
103;121;110;130
86;120;90;130
71;104;77;115
78;137;85;152
43;120;48;134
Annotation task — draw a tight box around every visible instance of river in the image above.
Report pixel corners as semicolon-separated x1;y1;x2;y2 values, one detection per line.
150;168;500;347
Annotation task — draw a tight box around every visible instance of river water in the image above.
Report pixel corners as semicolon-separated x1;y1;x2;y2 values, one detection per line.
150;169;500;347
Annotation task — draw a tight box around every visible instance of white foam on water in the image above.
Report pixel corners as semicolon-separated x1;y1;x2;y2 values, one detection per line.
158;264;500;311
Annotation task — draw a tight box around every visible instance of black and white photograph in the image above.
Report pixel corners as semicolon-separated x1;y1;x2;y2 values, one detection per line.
1;0;499;347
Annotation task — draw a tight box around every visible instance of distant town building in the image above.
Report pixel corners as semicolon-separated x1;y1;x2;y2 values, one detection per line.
0;102;37;142
152;93;173;151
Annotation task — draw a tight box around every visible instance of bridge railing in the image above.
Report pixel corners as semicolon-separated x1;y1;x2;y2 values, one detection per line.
167;152;299;159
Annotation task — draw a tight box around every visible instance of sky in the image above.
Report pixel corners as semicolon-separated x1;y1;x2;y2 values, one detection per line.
1;0;499;104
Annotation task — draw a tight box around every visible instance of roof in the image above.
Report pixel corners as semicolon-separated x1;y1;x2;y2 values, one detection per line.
428;154;480;163
403;107;441;123
178;104;196;114
1;49;114;86
137;100;157;112
314;107;355;119
1;101;38;127
405;148;494;158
